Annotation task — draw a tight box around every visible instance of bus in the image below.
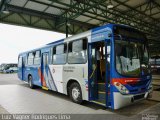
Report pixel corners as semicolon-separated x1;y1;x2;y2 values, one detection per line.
18;24;152;109
149;56;160;73
1;63;17;73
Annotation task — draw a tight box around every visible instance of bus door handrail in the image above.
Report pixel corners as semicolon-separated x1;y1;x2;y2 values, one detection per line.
89;65;97;79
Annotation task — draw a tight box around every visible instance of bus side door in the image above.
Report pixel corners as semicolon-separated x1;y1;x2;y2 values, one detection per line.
41;52;49;88
18;56;25;80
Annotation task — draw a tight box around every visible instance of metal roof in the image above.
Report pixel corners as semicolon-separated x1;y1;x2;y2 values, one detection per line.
0;0;160;53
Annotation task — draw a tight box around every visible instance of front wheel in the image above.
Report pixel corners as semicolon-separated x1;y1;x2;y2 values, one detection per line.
69;82;83;104
28;75;35;89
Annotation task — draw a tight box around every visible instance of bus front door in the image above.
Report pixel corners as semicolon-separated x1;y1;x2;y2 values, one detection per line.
88;41;111;107
41;53;49;89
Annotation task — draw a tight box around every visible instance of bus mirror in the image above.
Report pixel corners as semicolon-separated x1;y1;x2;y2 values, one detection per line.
108;33;112;38
114;35;123;41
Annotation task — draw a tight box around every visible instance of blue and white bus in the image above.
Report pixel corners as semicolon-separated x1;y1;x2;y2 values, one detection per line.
18;24;152;109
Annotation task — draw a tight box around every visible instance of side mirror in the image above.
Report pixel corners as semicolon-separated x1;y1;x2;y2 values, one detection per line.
108;33;112;38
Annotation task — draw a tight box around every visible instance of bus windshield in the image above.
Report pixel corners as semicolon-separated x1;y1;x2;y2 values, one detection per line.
115;40;149;77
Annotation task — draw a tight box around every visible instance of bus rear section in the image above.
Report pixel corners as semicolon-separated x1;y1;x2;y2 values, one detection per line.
18;39;90;104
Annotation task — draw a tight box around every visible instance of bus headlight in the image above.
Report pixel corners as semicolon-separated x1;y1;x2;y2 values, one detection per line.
114;82;129;94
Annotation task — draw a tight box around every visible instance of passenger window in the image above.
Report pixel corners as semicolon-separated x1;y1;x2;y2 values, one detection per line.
18;57;22;67
52;44;67;64
34;51;41;65
27;53;34;65
68;38;87;64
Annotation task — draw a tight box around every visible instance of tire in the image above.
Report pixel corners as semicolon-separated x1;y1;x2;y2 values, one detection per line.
10;70;14;73
28;75;35;89
69;82;83;104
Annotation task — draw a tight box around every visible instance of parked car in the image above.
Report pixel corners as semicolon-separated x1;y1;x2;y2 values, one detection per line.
3;67;18;73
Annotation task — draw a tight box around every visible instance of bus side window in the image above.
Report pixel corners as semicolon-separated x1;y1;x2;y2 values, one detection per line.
27;52;34;65
18;57;22;67
34;51;41;65
68;38;87;64
52;44;67;64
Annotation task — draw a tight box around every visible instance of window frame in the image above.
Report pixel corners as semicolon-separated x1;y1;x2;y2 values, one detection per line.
34;50;41;65
18;56;23;67
27;52;34;66
52;43;67;65
68;38;88;64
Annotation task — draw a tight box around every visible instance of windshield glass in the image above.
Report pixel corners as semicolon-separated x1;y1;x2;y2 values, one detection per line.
115;40;149;77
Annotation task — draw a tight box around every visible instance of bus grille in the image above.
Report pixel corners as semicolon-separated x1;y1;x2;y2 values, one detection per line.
133;94;145;100
129;80;149;87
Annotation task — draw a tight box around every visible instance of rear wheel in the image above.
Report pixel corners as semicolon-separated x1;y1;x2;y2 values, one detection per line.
28;75;35;89
69;82;83;104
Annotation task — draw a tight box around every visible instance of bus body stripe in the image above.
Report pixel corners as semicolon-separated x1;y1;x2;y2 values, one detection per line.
48;66;58;91
112;78;140;85
38;68;47;87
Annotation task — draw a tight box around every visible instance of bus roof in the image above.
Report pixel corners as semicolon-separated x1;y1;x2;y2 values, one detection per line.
18;23;142;56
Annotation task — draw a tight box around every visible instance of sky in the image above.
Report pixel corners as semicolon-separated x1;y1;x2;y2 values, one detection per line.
0;23;67;64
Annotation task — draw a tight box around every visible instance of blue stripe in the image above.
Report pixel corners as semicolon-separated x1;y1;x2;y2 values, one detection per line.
48;67;58;91
46;39;64;45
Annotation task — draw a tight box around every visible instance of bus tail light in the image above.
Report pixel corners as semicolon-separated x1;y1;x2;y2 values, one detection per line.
114;82;129;95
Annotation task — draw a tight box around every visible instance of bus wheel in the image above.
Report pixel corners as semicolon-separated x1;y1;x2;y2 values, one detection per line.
28;75;35;89
69;82;83;104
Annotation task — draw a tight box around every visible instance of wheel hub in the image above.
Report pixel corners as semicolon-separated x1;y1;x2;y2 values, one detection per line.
72;87;80;100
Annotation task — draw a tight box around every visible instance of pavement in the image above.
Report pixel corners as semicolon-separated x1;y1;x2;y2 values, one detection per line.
150;75;160;102
0;73;159;120
152;75;160;80
0;73;24;85
152;74;160;86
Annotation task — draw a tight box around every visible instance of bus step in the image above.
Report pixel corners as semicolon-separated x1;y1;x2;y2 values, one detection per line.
98;83;105;92
98;91;111;100
98;91;105;99
92;99;106;106
98;91;110;94
42;86;49;90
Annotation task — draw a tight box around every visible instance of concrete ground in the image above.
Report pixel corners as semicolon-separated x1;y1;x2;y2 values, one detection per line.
0;73;160;120
149;75;160;103
152;75;160;86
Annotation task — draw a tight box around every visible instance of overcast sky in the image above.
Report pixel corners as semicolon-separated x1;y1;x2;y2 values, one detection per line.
0;23;66;64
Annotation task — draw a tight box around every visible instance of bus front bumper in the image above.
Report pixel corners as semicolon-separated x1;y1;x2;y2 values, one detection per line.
113;89;152;109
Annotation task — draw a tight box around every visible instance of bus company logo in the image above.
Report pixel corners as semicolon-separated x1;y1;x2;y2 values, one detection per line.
84;79;88;90
52;68;55;73
142;114;158;120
